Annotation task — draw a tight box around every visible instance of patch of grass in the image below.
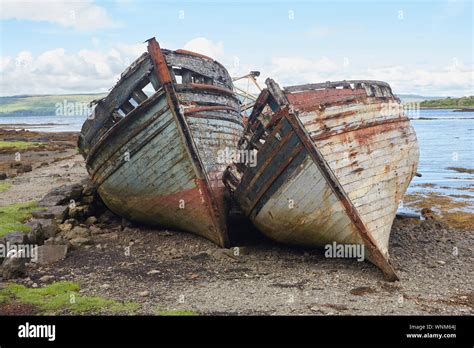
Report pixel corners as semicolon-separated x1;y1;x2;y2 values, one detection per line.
0;182;12;193
155;307;198;316
0;281;140;315
0;141;42;149
0;201;41;237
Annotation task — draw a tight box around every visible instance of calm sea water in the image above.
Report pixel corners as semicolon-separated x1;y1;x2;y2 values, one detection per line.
1;109;473;203
0;114;87;132
408;109;474;199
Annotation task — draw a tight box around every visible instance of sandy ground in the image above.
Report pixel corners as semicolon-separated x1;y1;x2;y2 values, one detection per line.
0;129;473;315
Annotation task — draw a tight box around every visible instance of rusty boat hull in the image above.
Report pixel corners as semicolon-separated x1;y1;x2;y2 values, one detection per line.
78;38;242;247
224;79;419;280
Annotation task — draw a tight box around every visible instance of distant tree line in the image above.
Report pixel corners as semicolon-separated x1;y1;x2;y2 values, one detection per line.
420;96;474;109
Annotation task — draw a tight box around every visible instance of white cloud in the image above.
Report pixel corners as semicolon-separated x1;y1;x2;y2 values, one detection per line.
0;37;472;97
363;63;474;96
183;37;224;60
267;56;339;85
1;0;117;30
262;56;473;97
0;57;11;72
0;43;147;95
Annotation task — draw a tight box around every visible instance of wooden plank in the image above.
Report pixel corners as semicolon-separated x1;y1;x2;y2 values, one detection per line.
132;89;148;104
120;100;134;115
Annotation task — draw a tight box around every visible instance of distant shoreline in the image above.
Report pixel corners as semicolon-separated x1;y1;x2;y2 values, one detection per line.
419;107;474;111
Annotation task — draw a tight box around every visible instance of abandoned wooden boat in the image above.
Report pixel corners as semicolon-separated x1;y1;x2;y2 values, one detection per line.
223;79;419;280
78;37;242;247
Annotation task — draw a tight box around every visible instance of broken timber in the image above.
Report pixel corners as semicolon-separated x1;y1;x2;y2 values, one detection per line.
223;79;420;280
78;37;243;247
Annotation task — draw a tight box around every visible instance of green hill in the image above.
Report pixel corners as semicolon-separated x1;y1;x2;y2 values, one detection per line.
0;94;105;116
420;96;474;109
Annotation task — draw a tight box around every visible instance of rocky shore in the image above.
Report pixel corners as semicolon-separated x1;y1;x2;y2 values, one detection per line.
0;129;472;315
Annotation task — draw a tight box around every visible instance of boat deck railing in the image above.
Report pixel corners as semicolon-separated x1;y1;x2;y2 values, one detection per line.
284;80;395;98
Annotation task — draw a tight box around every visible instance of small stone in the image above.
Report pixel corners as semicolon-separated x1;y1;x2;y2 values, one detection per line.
138;290;150;297
81;195;95;205
59;223;73;233
64;218;77;226
147;270;160;275
69;237;91;249
32;283;38;288
81;179;96;196
85;216;97;226
437;260;446;265
90;225;106;235
158;230;173;237
100;284;111;289
65;226;90;240
68;206;86;220
39;275;55;282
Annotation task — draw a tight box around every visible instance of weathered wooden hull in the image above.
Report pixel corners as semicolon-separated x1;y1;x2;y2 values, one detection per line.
224;79;419;280
79;38;242;247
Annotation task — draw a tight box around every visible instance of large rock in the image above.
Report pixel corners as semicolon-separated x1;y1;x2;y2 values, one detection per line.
2;250;27;279
32;205;69;223
39;183;83;207
37;219;58;239
25;220;44;245
0;172;7;180
16;164;32;174
0;233;28;264
34;245;68;264
25;219;58;244
3;232;28;245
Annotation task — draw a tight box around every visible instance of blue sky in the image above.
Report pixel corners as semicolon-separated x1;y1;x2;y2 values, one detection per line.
1;0;472;96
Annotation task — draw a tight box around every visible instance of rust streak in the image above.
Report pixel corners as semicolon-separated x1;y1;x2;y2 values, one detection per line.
175;49;214;61
184;105;237;115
